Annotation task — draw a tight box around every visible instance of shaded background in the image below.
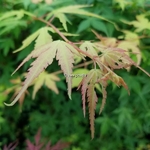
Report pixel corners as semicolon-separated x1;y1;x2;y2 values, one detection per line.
1;0;150;149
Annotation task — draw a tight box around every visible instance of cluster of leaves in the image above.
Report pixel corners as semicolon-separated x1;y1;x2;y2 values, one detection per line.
2;0;150;139
1;0;150;149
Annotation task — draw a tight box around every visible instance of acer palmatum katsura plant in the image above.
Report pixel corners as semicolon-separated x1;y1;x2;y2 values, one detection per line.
3;6;150;139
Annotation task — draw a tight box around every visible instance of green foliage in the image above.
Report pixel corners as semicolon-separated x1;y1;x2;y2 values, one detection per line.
1;0;150;149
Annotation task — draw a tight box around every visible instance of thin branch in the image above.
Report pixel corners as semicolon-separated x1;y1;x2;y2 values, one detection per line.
52;60;93;75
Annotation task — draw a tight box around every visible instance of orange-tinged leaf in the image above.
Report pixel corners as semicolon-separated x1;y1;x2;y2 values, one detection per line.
77;69;96;117
101;69;130;94
117;41;141;65
99;85;107;114
87;83;98;139
99;47;135;70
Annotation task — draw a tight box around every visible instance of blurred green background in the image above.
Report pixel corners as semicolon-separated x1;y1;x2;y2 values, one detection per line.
1;0;150;149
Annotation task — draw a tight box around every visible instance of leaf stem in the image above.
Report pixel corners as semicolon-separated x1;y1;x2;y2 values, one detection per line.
53;60;93;75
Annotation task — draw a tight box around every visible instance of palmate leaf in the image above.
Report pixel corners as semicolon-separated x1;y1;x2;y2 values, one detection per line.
80;41;98;57
78;69;108;138
97;46;135;70
5;40;77;106
117;41;141;65
46;5;119;30
130;14;150;32
5;42;57;106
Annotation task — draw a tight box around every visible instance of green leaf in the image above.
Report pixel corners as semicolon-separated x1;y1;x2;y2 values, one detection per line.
0;20;27;35
34;27;53;49
130;14;150;32
46;5;119;30
91;19;109;36
0;38;15;56
77;19;91;33
0;10;24;21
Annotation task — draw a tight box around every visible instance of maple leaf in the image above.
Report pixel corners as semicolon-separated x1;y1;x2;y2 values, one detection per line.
5;40;78;106
100;69;130;94
117;41;141;65
99;48;134;70
78;69;107;138
130;14;150;32
32;71;60;99
87;83;98;139
14;27;54;52
93;30;142;67
80;41;98;57
46;5;119;30
77;69;97;117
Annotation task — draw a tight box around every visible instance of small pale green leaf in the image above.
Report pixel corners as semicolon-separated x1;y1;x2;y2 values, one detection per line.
55;13;70;31
0;10;24;21
77;19;91;33
130;14;150;32
14;29;41;53
35;27;53;49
